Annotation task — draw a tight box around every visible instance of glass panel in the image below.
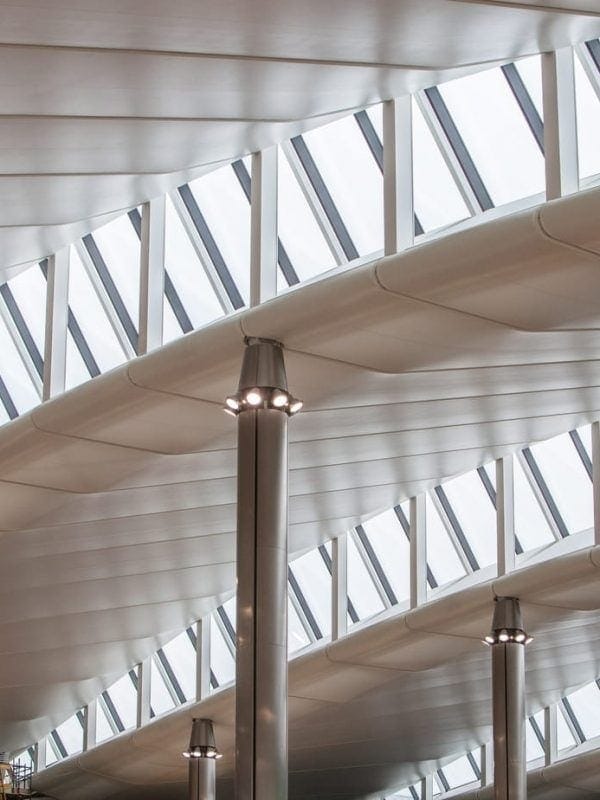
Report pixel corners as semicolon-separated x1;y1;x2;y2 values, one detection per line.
162;630;196;701
566;682;600;738
514;55;543;115
188;165;251;304
44;738;58;765
425;494;466;585
441;471;496;568
150;657;176;716
0;314;39;413
54;715;83;755
210;614;235;687
8;266;46;352
439;68;545;205
575;53;600;180
290;548;331;637
69;247;126;372
442;754;477;789
221;596;236;632
362;508;410;603
92;215;141;323
302;115;384;256
410;99;471;231
164;195;224;328
65;334;91;390
529;432;593;534
95;701;114;743
278;146;336;282
288;596;311;653
526;718;544;761
347;532;386;621
162;296;183;345
106;673;137;730
557;704;577;751
513;457;554;550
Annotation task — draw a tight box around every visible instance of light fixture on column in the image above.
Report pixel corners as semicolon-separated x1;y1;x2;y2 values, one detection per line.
483;596;533;646
183;718;222;760
224;338;302;416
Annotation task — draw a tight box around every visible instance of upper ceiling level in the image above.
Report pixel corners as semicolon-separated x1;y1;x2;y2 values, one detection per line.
1;0;600;276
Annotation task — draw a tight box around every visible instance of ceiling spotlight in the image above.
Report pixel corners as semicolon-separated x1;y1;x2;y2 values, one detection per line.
514;632;526;643
483;635;495;646
223;407;238;417
225;396;240;411
498;631;510;643
245;389;263;406
289;399;303;414
271;391;288;408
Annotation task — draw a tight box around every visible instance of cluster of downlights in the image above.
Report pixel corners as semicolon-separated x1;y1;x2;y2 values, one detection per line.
483;629;533;646
224;387;303;416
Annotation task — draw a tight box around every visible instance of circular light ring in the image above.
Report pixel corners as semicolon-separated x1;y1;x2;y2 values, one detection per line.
223;388;303;415
482;628;533;646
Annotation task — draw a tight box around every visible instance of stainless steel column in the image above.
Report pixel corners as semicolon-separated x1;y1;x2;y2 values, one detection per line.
485;597;532;800
226;338;302;800
183;718;220;800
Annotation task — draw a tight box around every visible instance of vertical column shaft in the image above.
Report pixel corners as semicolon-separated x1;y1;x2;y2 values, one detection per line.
592;421;600;546
331;533;348;640
196;617;211;701
136;657;152;728
138;196;165;355
189;757;215;800
250;147;278;307
383;96;414;255
496;456;515;576
43;248;70;401
544;704;558;766
492;644;526;799
489;598;529;800
236;408;288;799
82;701;97;751
409;494;427;608
542;48;579;201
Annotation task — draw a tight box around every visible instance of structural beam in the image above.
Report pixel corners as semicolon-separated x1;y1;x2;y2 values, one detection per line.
481;743;493;787
42;248;69;401
331;533;348;640
486;597;530;800
383;97;414;255
138;197;165;355
228;338;301;800
542;48;579;201
496;456;515;576
410;495;427;609
33;739;46;773
250;148;278;307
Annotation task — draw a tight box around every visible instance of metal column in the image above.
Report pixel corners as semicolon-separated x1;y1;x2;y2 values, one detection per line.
485;597;532;800
184;718;220;800
226;338;302;800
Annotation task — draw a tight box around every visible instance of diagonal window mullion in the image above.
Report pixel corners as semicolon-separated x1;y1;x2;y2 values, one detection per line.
477;464;523;556
394;503;438;589
177;184;245;310
0;283;43;379
288;566;323;640
127;209;194;334
434;485;480;572
100;690;124;733
185;626;219;691
230;159;300;287
318;543;359;624
354;524;398;606
155;648;186;705
353;109;424;236
586;39;600;72
521;447;569;538
82;234;138;353
569;429;593;480
501;63;544;153
38;260;100;378
289;135;359;261
423;86;494;211
0;373;18;420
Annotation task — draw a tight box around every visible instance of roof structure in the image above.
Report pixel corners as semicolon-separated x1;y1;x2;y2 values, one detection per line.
3;2;600;799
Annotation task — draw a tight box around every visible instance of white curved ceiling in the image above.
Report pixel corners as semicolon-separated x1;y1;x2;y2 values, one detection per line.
1;0;600;274
32;543;600;800
4;186;600;754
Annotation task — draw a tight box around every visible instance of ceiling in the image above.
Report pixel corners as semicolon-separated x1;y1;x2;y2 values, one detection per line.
0;0;600;276
32;541;600;799
3;186;600;755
